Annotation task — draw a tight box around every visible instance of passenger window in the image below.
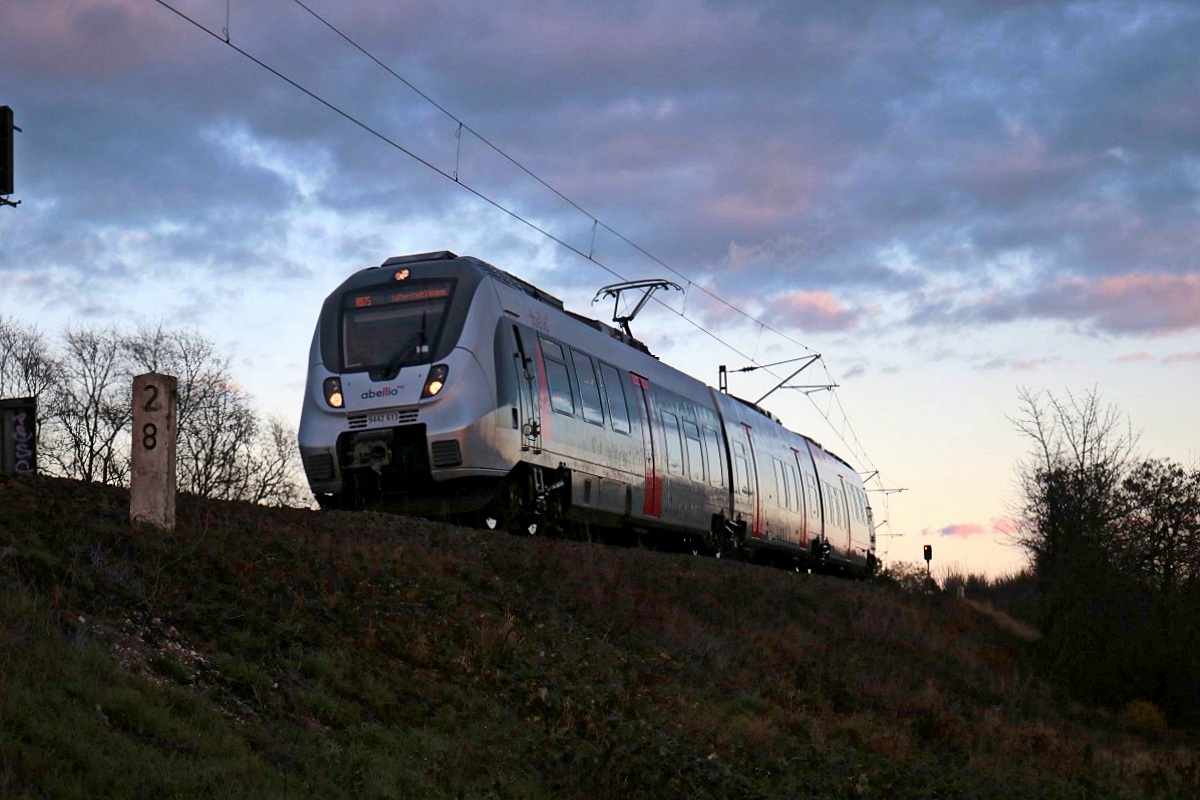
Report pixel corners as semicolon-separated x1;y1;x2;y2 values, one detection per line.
703;427;724;487
806;473;820;519
572;349;604;425
774;459;788;509
540;338;574;416
825;484;845;529
662;411;683;475
786;464;801;513
599;363;631;434
683;421;704;482
733;442;751;495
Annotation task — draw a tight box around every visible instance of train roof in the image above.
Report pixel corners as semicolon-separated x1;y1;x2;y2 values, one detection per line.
373;251;861;476
379;251;655;356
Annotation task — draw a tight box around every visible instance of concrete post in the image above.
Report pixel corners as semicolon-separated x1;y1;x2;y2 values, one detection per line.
130;373;177;530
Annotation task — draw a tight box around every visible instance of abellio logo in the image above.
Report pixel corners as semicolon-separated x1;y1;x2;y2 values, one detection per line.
361;385;405;400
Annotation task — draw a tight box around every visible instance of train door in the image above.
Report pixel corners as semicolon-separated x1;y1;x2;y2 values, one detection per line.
790;448;809;546
742;423;763;539
843;478;873;564
800;442;825;546
836;476;854;556
511;325;542;453
630;374;662;518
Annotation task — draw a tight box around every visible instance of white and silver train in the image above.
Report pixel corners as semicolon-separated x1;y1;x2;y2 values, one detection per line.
298;251;876;574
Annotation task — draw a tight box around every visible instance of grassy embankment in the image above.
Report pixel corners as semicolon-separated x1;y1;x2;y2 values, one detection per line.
1;474;1196;798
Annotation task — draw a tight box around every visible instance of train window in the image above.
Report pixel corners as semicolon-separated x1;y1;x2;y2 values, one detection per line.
732;441;751;495
599;363;631;434
786;464;801;513
774;459;788;509
540;338;575;416
662;411;684;475
703;427;724;488
572;350;604;425
683;421;704;482
805;473;820;519
825;484;846;529
341;279;453;371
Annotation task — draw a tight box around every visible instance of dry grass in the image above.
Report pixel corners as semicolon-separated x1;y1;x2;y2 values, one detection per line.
1;474;1197;799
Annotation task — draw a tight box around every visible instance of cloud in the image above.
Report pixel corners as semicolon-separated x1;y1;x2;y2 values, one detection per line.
6;0;1200;359
763;290;864;333
918;273;1200;337
990;518;1019;537
0;0;199;79
976;355;1063;372
923;523;988;539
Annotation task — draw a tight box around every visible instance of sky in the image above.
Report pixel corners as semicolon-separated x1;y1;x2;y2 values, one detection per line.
3;0;1200;577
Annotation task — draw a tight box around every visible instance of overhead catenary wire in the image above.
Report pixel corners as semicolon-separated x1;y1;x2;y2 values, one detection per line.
148;0;895;503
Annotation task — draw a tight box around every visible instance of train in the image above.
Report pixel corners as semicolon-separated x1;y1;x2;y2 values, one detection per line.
298;251;877;575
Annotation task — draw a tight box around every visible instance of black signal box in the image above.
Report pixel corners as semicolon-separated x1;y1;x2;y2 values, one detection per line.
923;544;932;562
1;106;14;196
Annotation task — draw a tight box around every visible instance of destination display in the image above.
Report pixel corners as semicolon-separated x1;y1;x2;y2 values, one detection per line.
345;281;452;310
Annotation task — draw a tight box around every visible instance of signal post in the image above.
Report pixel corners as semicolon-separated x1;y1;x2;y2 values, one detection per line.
130;373;178;531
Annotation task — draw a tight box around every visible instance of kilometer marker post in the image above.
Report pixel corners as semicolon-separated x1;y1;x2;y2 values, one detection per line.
130;372;178;531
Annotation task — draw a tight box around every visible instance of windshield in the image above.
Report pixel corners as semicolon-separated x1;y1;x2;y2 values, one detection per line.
340;280;454;372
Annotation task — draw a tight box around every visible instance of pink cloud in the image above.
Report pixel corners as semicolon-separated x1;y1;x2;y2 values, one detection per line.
2;1;195;79
1163;351;1200;364
1054;273;1200;335
765;290;862;332
991;518;1019;536
969;272;1200;336
922;523;987;538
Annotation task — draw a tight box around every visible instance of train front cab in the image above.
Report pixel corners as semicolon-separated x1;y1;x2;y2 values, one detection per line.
299;252;512;514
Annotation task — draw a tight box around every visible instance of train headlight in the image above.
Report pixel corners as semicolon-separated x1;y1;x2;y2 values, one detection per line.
421;364;449;399
323;377;344;409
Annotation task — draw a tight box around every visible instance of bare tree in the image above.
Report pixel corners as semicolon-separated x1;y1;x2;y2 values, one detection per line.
242;414;305;507
1009;388;1136;695
45;326;132;484
1011;388;1200;718
1009;387;1137;563
0;315;59;402
5;316;304;504
123;323;303;503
